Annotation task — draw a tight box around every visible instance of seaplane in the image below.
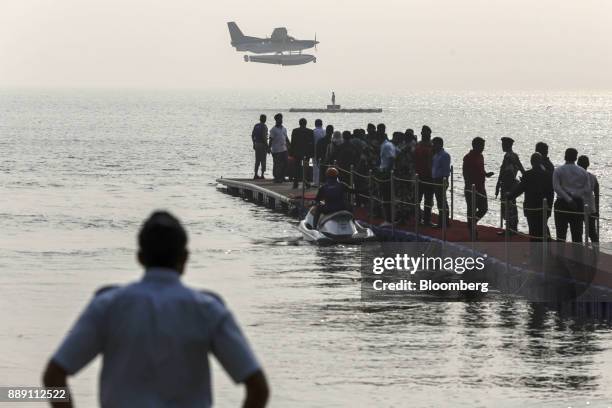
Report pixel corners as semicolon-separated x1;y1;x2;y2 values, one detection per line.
227;22;318;66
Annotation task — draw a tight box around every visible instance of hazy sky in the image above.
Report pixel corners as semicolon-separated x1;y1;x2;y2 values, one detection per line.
2;0;611;91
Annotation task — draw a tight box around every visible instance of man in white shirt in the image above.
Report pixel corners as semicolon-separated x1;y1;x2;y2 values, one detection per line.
43;211;269;408
312;119;326;186
268;113;289;183
553;148;592;243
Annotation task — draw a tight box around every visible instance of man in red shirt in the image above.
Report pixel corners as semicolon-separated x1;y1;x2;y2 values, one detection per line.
414;125;434;226
463;137;494;239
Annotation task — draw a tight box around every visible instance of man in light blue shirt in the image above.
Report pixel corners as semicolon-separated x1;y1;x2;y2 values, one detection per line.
376;124;396;224
431;137;451;226
312;119;325;186
43;211;269;408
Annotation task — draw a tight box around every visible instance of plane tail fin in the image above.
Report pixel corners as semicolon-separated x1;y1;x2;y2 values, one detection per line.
227;22;245;44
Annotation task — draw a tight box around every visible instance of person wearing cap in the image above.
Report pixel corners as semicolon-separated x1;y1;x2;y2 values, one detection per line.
415;125;435;226
43;211;269;408
312;167;350;227
507;152;554;242
495;137;525;235
269;113;290;183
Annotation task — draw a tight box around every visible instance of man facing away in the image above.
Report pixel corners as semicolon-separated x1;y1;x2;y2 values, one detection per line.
312;119;326;186
43;211;269;408
495;137;525;235
463;137;495;240
553;148;591;243
577;155;599;243
251;114;268;179
507;152;554;242
269;113;289;183
431;137;451;227
290;118;314;189
414;126;434;226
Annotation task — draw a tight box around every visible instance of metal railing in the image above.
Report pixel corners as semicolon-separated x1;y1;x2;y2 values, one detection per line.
317;162;602;248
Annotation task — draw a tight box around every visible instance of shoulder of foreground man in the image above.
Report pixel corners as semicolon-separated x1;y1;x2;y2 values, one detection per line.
94;285;121;297
194;288;226;306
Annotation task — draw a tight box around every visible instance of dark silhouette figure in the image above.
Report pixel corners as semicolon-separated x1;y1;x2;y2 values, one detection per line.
43;211;269;408
415;125;434;226
377;124;396;223
578;155;599;243
316;125;334;175
535;142;555;174
496;137;525;235
290;118;314;189
431;137;451;227
463;137;495;239
251;114;268;179
507;152;554;242
312;167;350;227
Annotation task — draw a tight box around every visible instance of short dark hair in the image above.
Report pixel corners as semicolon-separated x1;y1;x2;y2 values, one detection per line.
377;123;386;133
432;136;443;147
138;211;188;268
564;148;578;163
274;113;282;121
315;119;322;127
472;137;485;149
259;114;266;123
325;124;334;135
299;118;307;127
577;155;590;169
422;125;432;135
367;123;376;133
535;142;548;156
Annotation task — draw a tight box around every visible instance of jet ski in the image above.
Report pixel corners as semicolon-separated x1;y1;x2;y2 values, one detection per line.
298;208;377;244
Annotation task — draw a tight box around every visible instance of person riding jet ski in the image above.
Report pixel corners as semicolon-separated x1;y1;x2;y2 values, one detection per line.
312;167;350;227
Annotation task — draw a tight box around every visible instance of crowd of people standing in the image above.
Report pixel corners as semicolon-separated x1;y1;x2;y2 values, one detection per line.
251;114;599;243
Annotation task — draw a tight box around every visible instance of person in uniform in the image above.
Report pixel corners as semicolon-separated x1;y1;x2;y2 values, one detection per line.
495;137;525;235
43;211;269;408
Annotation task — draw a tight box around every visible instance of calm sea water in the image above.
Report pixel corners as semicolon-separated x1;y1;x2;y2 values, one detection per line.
1;89;612;407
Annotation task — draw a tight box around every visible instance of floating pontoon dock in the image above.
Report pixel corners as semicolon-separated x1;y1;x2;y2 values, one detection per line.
217;176;612;305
